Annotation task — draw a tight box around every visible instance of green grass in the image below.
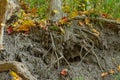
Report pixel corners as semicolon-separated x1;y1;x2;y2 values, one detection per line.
89;0;120;18
23;0;48;19
114;73;120;80
23;0;120;19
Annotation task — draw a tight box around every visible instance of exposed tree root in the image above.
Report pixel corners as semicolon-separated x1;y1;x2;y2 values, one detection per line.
71;16;120;25
0;61;37;80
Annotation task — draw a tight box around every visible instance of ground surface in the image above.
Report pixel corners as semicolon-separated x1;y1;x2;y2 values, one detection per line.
0;19;119;80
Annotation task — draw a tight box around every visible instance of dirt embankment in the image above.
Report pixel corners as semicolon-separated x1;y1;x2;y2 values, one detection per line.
0;19;120;80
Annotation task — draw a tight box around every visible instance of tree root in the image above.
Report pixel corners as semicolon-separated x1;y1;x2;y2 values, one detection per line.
0;61;37;80
71;16;120;25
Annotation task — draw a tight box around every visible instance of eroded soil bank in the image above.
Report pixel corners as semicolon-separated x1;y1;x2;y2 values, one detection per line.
0;19;120;80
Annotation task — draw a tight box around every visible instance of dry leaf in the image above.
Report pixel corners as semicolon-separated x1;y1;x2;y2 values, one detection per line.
14;20;35;32
58;17;68;25
69;10;78;18
78;21;85;27
101;13;108;18
85;18;90;25
7;26;13;35
13;22;19;27
60;69;68;76
53;10;59;14
22;20;35;27
79;11;89;16
10;71;22;80
101;72;108;77
39;19;47;28
15;25;29;32
31;8;37;14
91;28;100;36
109;69;115;74
116;18;120;23
118;65;120;71
60;27;65;34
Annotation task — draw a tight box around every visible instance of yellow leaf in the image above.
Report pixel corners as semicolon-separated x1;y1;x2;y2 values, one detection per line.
39;19;46;28
82;3;85;7
85;18;90;25
14;20;35;32
10;71;21;80
22;20;35;27
116;18;120;23
80;11;89;15
86;0;89;3
22;12;28;17
59;17;68;25
118;65;120;71
69;10;78;18
91;28;100;36
53;10;59;14
13;22;19;27
15;25;29;32
62;5;70;13
60;27;65;34
109;69;115;74
91;29;98;33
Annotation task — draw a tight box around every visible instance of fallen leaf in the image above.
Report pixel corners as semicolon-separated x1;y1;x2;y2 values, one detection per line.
7;26;13;35
22;20;35;27
69;10;78;18
79;11;89;16
101;72;108;77
60;27;65;34
109;69;115;74
13;22;19;27
59;17;68;25
60;69;68;76
62;5;70;13
31;8;38;14
118;65;120;71
53;10;59;14
78;21;85;26
116;18;120;23
39;20;46;28
101;13;108;18
91;28;100;36
15;25;29;32
10;71;22;80
85;18;90;25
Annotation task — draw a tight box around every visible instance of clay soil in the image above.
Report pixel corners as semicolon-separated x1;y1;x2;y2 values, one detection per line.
0;19;120;80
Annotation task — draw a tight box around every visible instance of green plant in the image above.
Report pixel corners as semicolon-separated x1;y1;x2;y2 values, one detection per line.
90;0;120;18
114;73;120;80
23;0;48;19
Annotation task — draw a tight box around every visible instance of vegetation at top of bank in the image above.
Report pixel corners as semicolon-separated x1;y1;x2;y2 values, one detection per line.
23;0;120;19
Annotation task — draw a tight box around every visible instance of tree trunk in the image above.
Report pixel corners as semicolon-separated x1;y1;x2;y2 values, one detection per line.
0;0;19;50
49;0;63;22
0;0;7;49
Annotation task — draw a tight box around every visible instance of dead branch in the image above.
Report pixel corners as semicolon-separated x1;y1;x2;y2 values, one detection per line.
0;61;37;80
